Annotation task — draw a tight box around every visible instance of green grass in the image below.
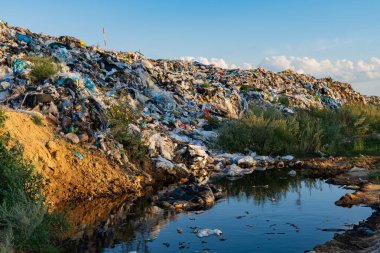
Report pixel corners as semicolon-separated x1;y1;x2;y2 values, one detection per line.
28;56;59;82
217;104;380;157
201;81;211;88
278;95;290;106
368;171;380;184
107;101;148;163
0;109;68;253
207;116;221;129
32;115;44;126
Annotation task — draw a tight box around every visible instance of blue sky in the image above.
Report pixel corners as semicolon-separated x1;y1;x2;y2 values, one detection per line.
1;0;380;95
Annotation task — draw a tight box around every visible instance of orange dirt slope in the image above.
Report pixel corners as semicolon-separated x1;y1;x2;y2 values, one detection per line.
1;109;142;206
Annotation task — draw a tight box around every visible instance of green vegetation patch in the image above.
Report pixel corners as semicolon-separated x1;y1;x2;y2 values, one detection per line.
28;56;60;82
31;115;44;126
217;104;380;157
0;109;68;253
368;170;380;184
107;100;148;163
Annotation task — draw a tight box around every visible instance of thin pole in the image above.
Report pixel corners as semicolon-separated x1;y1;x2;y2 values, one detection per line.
103;27;107;50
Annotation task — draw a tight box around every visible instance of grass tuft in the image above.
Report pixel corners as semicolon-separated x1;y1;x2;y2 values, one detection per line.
28;56;60;82
107;100;148;163
31;115;44;126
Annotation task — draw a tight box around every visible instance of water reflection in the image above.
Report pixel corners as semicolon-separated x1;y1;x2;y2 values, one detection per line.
213;169;323;205
66;169;371;253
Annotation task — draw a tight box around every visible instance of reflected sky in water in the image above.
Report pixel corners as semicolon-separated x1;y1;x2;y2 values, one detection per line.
100;169;373;253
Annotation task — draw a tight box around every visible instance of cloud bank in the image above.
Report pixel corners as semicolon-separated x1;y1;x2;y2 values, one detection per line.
259;56;380;84
180;55;380;95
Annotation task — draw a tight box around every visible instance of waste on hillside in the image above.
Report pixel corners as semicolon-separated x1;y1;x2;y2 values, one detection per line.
0;20;377;185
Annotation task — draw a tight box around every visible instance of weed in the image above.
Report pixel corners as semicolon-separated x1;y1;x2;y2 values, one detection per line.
0;113;67;252
31;115;44;126
368;171;380;184
278;95;290;106
28;56;59;82
207;116;221;129
217;104;380;156
107;101;148;163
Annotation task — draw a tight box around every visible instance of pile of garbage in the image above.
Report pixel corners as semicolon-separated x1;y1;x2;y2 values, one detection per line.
0;21;376;188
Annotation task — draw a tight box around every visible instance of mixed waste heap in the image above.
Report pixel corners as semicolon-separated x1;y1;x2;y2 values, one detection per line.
1;21;378;206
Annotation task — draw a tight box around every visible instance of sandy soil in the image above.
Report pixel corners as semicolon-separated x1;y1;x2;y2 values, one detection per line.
1;109;142;206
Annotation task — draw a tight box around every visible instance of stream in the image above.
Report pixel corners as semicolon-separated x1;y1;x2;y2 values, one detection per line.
69;169;373;253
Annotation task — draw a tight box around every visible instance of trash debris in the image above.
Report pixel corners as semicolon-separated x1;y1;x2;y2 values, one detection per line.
288;170;297;176
74;152;84;160
196;228;223;238
0;20;377;193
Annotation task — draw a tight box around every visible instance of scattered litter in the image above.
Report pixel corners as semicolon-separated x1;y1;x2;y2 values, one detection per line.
74;152;84;160
196;228;223;238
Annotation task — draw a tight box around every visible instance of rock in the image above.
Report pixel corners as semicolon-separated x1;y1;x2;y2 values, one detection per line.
154;156;190;178
156;184;220;211
64;133;80;144
188;144;208;157
237;156;256;168
223;164;254;177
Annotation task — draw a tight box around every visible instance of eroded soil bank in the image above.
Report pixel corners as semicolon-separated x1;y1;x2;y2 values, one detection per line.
1;109;145;205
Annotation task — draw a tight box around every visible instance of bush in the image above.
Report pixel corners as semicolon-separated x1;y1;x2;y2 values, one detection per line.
207;116;221;129
0;108;6;128
28;56;59;82
107;101;148;163
0;191;68;253
217;104;380;156
368;171;380;183
278;95;290;106
0;110;67;253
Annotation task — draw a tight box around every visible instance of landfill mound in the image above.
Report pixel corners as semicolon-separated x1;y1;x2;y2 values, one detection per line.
1;21;379;203
1;109;141;205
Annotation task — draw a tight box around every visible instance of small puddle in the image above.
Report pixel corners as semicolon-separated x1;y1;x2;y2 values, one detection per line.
71;169;373;253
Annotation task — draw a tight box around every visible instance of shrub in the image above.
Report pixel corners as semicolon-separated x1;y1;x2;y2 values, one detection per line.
217;104;380;157
207;116;221;129
0;108;6;127
278;95;290;106
368;171;380;183
107;101;148;163
28;56;59;82
0;113;67;253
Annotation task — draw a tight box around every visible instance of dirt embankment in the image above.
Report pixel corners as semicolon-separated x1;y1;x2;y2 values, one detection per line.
1;109;142;206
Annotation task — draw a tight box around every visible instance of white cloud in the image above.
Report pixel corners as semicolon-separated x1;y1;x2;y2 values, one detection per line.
259;56;380;84
180;56;229;69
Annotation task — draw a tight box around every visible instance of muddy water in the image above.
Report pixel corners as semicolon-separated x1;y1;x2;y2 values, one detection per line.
69;169;373;253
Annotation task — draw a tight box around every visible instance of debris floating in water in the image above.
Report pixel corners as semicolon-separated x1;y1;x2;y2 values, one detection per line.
196;228;223;238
